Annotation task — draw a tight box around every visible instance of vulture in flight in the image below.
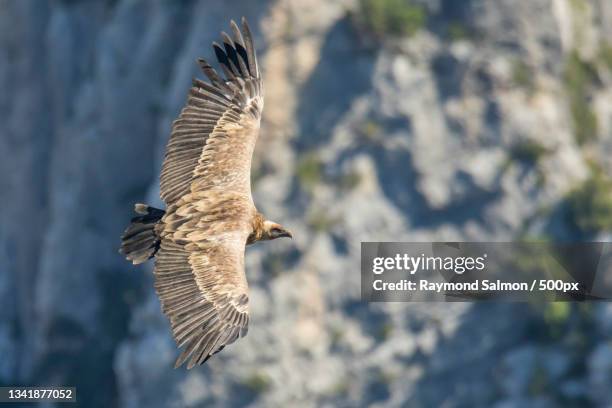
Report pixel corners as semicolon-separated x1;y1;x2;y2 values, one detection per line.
120;18;292;369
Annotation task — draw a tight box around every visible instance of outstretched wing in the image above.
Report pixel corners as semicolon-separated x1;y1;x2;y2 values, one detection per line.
160;17;263;205
155;224;250;368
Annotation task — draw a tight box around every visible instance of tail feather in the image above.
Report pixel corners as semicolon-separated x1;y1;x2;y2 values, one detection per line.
120;203;165;264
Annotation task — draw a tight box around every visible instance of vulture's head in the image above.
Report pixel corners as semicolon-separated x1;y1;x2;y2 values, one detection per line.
262;220;293;241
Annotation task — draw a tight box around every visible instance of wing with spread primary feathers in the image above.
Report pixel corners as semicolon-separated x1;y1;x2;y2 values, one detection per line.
160;17;263;205
154;18;263;368
155;224;250;368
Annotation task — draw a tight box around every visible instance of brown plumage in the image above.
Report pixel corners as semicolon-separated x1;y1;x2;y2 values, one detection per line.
119;18;292;369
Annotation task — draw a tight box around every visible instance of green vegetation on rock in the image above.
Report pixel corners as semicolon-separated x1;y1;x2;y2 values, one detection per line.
566;164;612;234
352;0;426;39
564;52;599;145
308;210;340;233
296;153;323;192
598;42;612;72
512;60;536;93
358;119;383;144
338;170;362;191
447;22;472;42
241;372;272;394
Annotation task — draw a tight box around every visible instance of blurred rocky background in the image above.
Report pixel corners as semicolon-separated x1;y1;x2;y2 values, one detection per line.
2;0;612;406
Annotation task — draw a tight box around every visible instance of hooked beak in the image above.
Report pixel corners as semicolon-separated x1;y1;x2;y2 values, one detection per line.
280;230;293;239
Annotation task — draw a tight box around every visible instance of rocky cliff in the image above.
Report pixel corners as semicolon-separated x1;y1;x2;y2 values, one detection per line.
2;0;612;407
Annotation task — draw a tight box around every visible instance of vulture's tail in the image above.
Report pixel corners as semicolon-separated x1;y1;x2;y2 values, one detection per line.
120;203;165;264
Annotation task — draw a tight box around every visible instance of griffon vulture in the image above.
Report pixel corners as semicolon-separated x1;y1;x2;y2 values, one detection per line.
120;18;292;369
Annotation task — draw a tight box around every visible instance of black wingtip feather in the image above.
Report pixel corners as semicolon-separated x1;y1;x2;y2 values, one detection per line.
234;42;251;76
212;42;229;67
213;42;237;80
195;18;259;87
221;33;244;76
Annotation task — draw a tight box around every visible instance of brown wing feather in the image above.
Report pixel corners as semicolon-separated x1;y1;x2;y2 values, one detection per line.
155;229;250;369
160;18;263;205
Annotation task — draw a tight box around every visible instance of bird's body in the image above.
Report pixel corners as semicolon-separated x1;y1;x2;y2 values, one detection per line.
119;18;292;369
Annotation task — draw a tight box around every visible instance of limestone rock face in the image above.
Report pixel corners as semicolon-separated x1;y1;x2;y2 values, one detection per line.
1;0;611;406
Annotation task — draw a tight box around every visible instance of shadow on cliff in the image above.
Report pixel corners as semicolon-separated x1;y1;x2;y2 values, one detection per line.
294;17;375;152
404;303;597;406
